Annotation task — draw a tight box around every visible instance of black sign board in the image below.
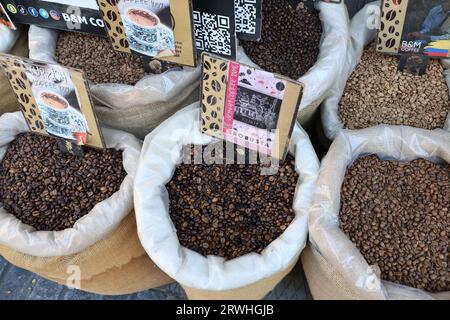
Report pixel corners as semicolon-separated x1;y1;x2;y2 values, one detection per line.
1;0;107;36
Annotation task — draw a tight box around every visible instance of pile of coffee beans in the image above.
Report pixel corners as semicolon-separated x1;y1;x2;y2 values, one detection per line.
0;133;127;231
338;45;450;130
241;0;322;79
56;32;168;85
167;144;298;260
339;155;449;292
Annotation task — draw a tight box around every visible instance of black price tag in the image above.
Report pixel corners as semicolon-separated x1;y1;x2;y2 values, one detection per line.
235;0;262;41
398;53;429;75
378;0;450;59
193;0;237;60
57;139;84;156
0;0;107;36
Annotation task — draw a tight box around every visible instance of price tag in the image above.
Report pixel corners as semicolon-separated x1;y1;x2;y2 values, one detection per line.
97;0;197;67
1;0;106;36
378;0;450;58
0;53;105;150
193;0;237;60
200;53;303;161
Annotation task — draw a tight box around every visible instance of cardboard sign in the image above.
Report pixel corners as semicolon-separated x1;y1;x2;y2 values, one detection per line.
0;2;16;29
235;0;262;41
0;54;105;149
378;0;450;58
193;0;237;60
97;0;197;67
200;53;303;161
1;0;106;36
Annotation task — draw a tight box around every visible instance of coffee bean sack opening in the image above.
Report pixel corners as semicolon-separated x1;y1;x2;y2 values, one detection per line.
237;1;350;126
134;103;320;300
0;24;20;54
321;1;450;140
306;125;450;300
28;26;201;139
0;112;173;294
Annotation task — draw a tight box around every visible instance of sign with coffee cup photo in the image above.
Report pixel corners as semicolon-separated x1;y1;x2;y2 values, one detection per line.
200;53;303;161
378;0;450;58
1;0;107;36
97;0;197;67
0;53;105;149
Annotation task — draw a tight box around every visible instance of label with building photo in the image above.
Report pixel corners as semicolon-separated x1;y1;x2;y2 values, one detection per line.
200;53;303;161
0;54;105;149
378;0;450;57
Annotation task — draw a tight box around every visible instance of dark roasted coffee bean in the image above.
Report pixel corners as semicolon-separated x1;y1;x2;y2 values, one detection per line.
0;133;127;231
55;32;170;85
167;143;298;260
339;155;450;293
241;0;322;80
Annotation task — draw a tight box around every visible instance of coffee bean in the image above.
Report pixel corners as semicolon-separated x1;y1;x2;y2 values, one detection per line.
55;32;174;85
339;155;449;292
241;0;322;80
0;133;127;231
338;45;450;130
167;143;298;260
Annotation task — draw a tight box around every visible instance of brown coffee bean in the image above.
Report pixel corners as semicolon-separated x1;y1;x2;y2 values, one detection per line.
241;0;322;80
55;32;174;85
167;143;298;260
0;133;127;231
338;45;450;130
339;155;450;293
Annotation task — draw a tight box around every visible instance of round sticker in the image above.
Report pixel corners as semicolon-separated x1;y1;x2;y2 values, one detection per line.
6;4;17;14
39;8;49;19
50;10;60;21
28;7;39;17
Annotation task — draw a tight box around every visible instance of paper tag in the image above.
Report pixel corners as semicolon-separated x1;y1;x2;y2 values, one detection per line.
0;2;16;29
235;0;262;41
193;0;237;60
200;53;303;161
97;0;196;67
57;139;84;156
0;53;105;149
398;53;429;75
1;0;106;36
377;0;450;58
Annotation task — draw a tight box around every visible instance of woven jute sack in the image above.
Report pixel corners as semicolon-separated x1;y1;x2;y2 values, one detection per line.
321;1;450;140
134;103;320;300
237;1;350;126
0;112;173;295
0;27;29;115
304;125;450;300
28;26;201;140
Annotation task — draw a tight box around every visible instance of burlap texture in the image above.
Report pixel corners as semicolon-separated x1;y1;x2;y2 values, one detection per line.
182;257;298;300
0;28;29;114
0;212;174;295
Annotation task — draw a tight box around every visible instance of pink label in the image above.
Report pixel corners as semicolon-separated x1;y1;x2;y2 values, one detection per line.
223;61;240;134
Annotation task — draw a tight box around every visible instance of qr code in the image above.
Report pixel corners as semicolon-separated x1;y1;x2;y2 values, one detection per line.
235;0;257;34
193;11;232;56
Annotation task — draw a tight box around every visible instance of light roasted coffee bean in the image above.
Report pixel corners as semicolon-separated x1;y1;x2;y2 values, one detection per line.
339;155;449;292
338;45;450;130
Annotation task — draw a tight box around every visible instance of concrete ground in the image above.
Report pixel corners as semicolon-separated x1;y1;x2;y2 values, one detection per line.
0;256;312;300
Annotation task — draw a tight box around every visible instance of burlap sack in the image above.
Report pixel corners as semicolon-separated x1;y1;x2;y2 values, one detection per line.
237;1;350;126
321;1;450;140
28;26;201;139
134;103;320;300
0;27;28;114
0;112;173;295
305;125;450;300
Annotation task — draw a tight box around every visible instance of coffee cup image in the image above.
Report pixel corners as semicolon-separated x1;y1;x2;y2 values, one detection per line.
122;6;175;56
36;91;89;141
